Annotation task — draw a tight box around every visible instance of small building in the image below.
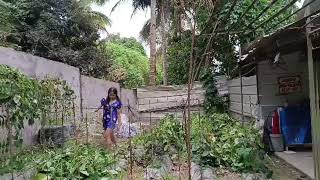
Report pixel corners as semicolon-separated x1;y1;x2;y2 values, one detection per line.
228;2;320;179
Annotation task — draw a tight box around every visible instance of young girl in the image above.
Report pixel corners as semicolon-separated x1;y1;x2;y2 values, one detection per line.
98;87;122;149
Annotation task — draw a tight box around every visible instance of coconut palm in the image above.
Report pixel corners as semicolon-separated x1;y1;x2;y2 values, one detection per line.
78;0;112;31
112;0;157;86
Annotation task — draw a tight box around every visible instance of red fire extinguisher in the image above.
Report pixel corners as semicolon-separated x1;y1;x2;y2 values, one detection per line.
272;110;280;134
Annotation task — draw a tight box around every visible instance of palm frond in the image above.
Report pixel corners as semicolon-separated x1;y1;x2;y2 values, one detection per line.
140;19;150;42
111;0;127;14
91;10;112;25
139;13;161;42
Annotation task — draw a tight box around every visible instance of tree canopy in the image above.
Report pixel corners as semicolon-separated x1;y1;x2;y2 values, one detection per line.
102;34;150;88
0;0;111;78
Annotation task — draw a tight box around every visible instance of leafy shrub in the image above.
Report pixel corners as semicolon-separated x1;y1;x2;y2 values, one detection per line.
133;116;185;165
0;143;120;179
200;69;228;114
191;114;269;174
0;65;75;129
35;144;118;179
0;65;75;153
103;42;149;88
0;65;44;130
132;114;270;175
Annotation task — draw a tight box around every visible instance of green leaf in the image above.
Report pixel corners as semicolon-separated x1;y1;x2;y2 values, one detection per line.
80;170;89;176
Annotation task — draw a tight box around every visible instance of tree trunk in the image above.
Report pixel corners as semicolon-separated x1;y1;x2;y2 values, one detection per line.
161;1;168;85
149;0;157;86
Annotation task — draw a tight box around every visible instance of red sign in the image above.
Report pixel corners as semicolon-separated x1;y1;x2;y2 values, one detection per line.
278;76;302;95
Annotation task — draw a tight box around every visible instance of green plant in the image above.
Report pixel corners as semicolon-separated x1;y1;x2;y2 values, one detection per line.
191;114;269;174
0;65;43;130
0;65;75;128
35;144;118;179
103;41;149;88
0;143;120;179
0;0;112;78
200;69;227;114
0;65;75;153
133;116;185;165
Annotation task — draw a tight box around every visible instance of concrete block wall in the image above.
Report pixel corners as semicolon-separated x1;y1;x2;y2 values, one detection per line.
0;47;137;144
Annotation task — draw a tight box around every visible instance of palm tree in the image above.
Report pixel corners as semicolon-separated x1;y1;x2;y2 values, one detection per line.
77;0;112;32
149;0;157;86
112;0;157;86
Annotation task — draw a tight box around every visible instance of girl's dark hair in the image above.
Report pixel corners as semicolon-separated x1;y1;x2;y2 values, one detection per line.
106;87;120;103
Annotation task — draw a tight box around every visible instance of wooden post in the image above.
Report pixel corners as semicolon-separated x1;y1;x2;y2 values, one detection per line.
305;5;320;180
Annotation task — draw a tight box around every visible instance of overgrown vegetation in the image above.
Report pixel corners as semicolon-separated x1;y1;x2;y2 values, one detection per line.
0;143;121;179
132;116;185;166
192;114;270;176
102;35;150;88
200;69;227;114
0;65;75;152
132;114;271;176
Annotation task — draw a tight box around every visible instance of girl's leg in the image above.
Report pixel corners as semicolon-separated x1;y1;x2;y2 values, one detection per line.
105;129;113;149
110;129;117;147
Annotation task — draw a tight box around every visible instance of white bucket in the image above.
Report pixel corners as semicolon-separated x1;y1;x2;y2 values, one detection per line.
270;134;284;152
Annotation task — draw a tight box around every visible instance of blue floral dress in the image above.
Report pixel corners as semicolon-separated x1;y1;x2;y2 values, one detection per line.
100;98;122;130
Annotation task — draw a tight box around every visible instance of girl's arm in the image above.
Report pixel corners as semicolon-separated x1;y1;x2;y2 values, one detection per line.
95;98;106;112
95;105;103;112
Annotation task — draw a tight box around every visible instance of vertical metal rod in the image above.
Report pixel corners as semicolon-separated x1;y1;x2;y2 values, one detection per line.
239;65;244;122
54;101;58;125
85;112;89;145
61;105;65;148
149;100;152;131
72;101;77;145
79;73;84;122
128;99;133;178
6;107;14;180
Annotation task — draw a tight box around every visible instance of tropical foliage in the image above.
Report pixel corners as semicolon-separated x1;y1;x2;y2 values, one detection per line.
132;114;270;175
0;0;111;78
0;65;75;147
102;35;149;88
0;143;120;179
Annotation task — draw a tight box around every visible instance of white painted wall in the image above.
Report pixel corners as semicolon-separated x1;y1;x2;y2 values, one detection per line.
257;51;310;123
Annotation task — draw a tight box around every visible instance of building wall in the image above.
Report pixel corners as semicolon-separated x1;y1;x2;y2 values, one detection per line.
257;51;310;125
228;75;258;119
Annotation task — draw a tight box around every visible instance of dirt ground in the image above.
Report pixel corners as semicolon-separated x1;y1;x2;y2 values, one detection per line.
267;155;311;180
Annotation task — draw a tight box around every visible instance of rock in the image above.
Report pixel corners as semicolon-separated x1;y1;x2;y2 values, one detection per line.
202;167;217;180
38;124;76;147
191;162;217;180
241;173;268;180
191;162;202;180
161;155;173;171
116;158;128;170
144;167;162;180
132;145;145;160
0;168;37;180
